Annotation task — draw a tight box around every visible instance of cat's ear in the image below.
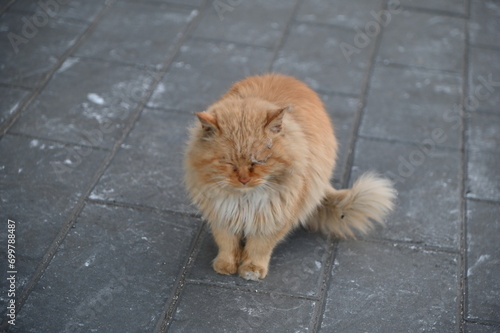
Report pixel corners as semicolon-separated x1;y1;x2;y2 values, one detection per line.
196;112;219;139
265;105;291;133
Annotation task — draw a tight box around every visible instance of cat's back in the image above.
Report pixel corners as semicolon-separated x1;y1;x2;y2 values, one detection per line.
224;74;324;110
224;74;336;161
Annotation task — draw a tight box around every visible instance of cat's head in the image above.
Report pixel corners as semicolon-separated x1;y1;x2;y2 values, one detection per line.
187;97;293;192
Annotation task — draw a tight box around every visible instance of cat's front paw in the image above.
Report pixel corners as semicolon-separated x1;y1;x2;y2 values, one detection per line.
238;262;268;280
213;256;238;275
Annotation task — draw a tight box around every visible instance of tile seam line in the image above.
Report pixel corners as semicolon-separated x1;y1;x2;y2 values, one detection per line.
86;198;201;219
185;279;321;302
469;43;500;52
469;108;500;116
341;0;388;190
0;1;202;330
397;4;468;19
464;318;500;327
59;54;165;71
311;0;389;331
292;5;465;32
0;0;16;15
375;60;464;76
309;239;338;332
268;0;304;72
140;3;210;332
0;0;116;137
289;19;364;33
465;197;500;205
188;35;274;51
6;131;112;152
265;0;338;331
119;0;201;10
6;9;100;25
357;237;461;254
458;1;471;331
155;222;207;333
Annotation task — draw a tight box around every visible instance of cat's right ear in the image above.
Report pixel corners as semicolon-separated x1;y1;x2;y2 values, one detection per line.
265;105;291;134
196;112;219;139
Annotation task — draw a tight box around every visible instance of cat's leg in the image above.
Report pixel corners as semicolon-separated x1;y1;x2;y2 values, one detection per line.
238;224;292;280
211;226;242;275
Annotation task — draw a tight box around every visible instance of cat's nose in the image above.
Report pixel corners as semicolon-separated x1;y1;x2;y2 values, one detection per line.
238;176;251;185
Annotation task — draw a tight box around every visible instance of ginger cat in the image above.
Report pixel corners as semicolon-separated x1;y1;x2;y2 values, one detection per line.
184;74;396;280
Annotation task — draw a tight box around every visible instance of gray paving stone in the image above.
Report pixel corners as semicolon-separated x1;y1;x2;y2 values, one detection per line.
400;0;465;15
0;134;107;260
169;283;316;332
10;57;153;149
192;0;295;48
468;46;500;113
467;150;500;202
466;199;500;322
360;65;463;147
0;0;498;331
90;109;193;212
188;228;329;297
377;10;465;72
273;23;373;95
296;0;384;29
468;112;500;152
13;202;201;333
320;241;458;332
351;138;461;248
0;86;30;129
9;0;106;22
74;1;195;67
322;94;359;184
466;322;500;333
148;39;273;111
470;0;500;48
0;12;88;88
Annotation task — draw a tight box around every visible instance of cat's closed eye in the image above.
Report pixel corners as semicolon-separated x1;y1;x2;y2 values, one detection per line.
250;154;271;166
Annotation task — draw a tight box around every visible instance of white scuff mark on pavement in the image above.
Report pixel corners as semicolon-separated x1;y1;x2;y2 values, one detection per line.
187;9;199;22
59;57;79;73
467;254;491;277
84;254;96;267
8;102;19;116
87;93;105;105
29;139;39;148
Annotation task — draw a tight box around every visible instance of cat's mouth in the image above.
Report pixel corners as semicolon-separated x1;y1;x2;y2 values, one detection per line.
226;179;264;192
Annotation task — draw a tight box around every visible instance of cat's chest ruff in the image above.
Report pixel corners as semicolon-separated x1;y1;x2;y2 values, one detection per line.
212;188;284;235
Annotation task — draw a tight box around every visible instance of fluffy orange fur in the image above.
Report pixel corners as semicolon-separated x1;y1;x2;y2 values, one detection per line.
184;74;396;280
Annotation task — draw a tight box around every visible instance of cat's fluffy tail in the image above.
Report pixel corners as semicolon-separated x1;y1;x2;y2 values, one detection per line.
307;173;397;238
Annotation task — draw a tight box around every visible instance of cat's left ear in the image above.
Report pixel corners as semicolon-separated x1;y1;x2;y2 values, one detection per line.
196;112;219;138
265;105;292;133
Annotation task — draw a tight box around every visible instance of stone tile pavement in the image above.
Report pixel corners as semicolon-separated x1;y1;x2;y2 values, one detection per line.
0;0;499;332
